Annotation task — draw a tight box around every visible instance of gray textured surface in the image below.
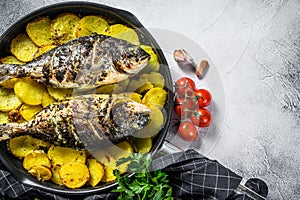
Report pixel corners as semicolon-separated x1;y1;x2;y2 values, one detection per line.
0;0;299;199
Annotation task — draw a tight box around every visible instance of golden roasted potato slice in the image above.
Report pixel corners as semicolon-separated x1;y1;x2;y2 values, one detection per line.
47;145;87;166
76;15;109;37
19;104;42;121
0;56;25;65
26;16;55;46
23;150;51;170
14;78;46;105
140;45;160;72
131;137;152;154
0;112;9;123
8;136;43;158
10;33;38;62
105;24;140;45
107;141;134;174
0;78;19;89
0;87;22;112
41;91;56;108
119;92;142;103
28;165;52;181
127;79;149;93
59;162;90;188
142;87;167;107
140;72;165;88
94;150;117;182
35;44;57;58
51;164;62;185
87;158;104;186
47;86;73;101
51;13;80;44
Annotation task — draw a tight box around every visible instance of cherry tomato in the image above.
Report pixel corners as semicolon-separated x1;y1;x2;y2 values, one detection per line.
190;107;212;127
174;95;196;110
174;104;184;117
177;121;198;142
175;77;196;96
194;89;212;107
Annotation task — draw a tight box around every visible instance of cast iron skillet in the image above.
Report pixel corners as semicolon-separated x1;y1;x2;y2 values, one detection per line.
0;1;173;195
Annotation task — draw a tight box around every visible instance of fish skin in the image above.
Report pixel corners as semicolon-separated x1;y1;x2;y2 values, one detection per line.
0;34;150;89
0;94;151;149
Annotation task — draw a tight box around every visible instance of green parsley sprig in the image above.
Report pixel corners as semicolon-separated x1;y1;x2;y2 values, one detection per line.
112;153;173;200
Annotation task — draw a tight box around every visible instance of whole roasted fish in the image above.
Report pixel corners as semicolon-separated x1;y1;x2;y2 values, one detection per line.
0;34;150;89
0;94;151;149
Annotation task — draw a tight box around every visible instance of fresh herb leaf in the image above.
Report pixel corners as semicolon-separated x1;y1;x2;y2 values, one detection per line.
112;152;173;200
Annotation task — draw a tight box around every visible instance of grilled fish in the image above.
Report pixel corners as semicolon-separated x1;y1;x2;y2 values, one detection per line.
0;94;151;149
0;34;150;89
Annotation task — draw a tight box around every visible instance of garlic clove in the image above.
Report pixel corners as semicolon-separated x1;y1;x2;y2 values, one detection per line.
173;49;196;67
196;60;209;79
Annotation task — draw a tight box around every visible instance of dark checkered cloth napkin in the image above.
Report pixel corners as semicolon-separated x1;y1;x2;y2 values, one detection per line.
0;149;267;200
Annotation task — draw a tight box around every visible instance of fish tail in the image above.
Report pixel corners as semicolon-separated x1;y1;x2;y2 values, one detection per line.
0;64;22;84
0;123;25;141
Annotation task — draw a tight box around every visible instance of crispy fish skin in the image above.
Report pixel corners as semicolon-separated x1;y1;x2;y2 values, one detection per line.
0;34;150;89
0;94;151;149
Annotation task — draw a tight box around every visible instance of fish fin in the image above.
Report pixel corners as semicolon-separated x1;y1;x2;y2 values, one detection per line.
0;123;25;141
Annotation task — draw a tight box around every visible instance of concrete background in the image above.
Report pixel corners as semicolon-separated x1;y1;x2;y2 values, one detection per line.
0;0;299;199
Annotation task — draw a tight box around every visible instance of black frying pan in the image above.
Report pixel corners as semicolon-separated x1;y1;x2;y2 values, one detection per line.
0;1;173;195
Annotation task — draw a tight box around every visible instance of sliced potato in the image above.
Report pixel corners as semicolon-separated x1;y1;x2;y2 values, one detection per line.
94;150;117;182
105;24;140;45
47;86;73;101
35;44;57;58
131;137;152;154
14;78;46;105
19;104;42;121
59;162;90;188
107;141;134;174
41;91;56;107
8;136;41;158
23;150;51;170
101;165;116;183
28;165;52;181
76;15;109;37
140;72;165;88
51;13;80;44
47;145;87;166
142;87;167;107
0;87;22;112
87;158;104;186
0;112;9;123
119;92;142;103
0;78;19;89
26;16;55;46
0;56;25;65
51;164;62;185
10;33;38;62
127;78;149;92
140;45;160;72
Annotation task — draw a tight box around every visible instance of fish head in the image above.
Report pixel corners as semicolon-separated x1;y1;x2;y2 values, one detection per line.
110;98;151;139
113;45;150;75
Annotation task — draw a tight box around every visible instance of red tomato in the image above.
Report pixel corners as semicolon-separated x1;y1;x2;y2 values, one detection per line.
191;107;212;127
174;95;196;110
177;121;198;142
175;77;196;96
174;104;184;117
194;89;212;107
